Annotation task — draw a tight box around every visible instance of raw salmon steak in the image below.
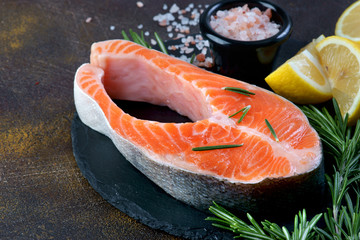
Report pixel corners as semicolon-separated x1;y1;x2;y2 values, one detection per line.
74;40;325;217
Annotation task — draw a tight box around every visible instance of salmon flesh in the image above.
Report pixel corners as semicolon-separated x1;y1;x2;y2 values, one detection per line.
74;40;325;216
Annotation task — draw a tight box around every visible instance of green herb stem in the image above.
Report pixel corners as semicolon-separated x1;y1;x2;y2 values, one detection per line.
265;119;279;142
238;105;251;123
190;53;196;64
229;105;251;124
192;144;243;151
154;32;168;55
224;87;255;97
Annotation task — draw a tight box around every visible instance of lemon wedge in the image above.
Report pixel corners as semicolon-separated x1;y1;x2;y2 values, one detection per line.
316;36;360;125
335;0;360;42
265;35;331;104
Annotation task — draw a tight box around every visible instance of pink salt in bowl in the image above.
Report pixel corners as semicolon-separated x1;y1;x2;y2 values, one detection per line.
200;0;292;87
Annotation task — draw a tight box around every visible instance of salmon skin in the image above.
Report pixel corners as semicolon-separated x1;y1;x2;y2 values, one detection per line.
74;40;325;217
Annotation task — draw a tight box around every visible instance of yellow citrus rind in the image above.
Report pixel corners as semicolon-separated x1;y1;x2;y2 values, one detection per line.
316;36;360;125
335;1;360;42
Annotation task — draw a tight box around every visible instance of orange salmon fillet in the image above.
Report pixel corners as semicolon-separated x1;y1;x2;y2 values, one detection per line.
74;40;324;212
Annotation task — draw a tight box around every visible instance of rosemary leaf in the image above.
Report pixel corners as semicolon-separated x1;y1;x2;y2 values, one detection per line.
140;31;152;49
265;119;279;142
154;32;168;55
229;109;244;118
224;87;255;97
121;30;130;41
192;144;243;151
190;53;196;64
229;105;251;123
129;29;148;47
238;105;251;123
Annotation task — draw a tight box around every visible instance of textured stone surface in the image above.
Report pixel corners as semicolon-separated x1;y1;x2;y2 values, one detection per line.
0;0;355;239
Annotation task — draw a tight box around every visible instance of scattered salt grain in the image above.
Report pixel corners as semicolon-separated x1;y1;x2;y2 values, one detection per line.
137;24;143;29
144;31;150;36
151;2;213;68
169;4;180;14
110;25;115;31
184;47;194;54
136;1;144;8
181;17;189;25
150;39;157;45
85;17;92;23
210;5;280;41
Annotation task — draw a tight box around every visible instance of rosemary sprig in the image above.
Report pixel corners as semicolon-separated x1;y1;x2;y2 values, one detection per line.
223;87;256;97
121;30;169;53
302;99;360;239
265;119;279;142
206;202;322;240
192;144;243;151
207;99;360;239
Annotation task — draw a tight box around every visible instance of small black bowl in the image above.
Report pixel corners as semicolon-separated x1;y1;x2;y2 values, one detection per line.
200;0;292;87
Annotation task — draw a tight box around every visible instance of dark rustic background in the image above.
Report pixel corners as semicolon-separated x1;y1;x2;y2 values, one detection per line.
0;0;355;239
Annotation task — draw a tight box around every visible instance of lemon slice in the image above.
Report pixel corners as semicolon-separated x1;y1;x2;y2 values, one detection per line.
316;36;360;125
335;1;360;42
265;36;331;105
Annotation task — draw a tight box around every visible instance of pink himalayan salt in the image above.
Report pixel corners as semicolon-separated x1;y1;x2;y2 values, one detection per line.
210;4;280;41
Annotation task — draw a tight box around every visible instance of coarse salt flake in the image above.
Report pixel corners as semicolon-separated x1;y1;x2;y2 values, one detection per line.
169;4;180;13
136;1;144;8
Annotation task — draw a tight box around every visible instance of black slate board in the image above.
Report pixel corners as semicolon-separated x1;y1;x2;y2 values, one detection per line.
71;101;234;240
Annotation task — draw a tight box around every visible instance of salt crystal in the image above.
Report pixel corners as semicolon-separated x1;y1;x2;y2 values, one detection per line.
163;4;168;10
144;31;150;36
165;13;175;21
181;17;189;25
196;53;206;62
150;39;157;45
168;33;173;38
169;4;180;13
185;47;194;54
175;33;185;39
201;48;207;55
85;17;92;23
179;55;189;61
137;24;143;29
110;25;115;31
136;1;144;8
159;19;167;27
